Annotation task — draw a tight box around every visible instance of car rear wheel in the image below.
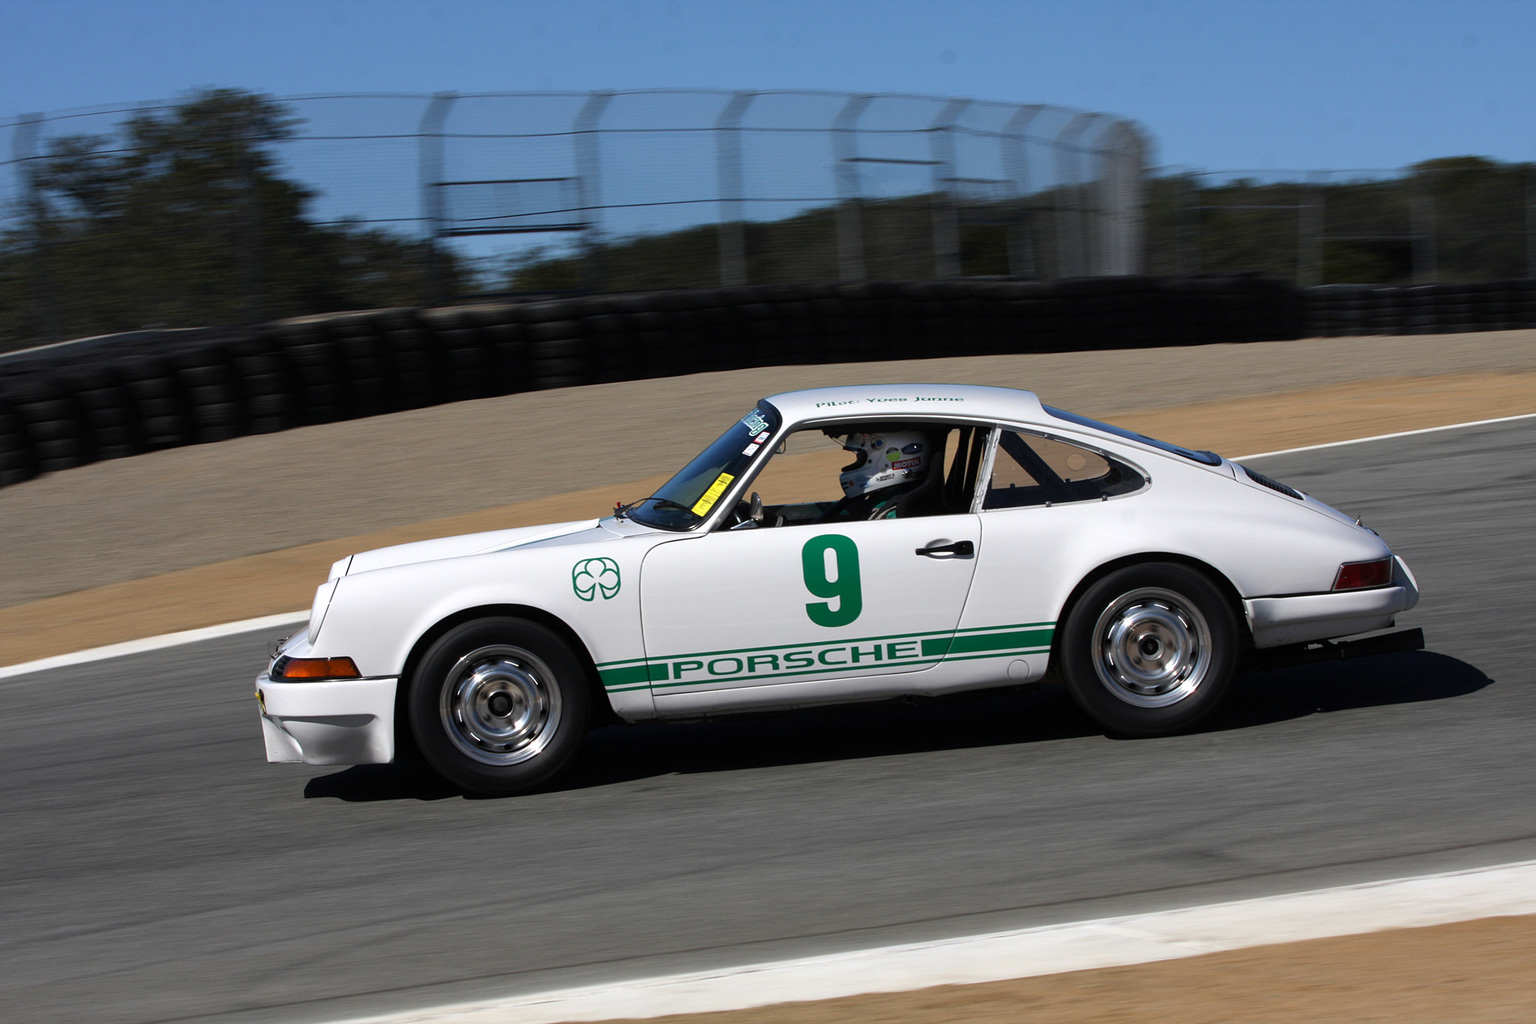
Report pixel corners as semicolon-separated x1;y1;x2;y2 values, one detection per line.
1060;564;1238;737
409;617;591;795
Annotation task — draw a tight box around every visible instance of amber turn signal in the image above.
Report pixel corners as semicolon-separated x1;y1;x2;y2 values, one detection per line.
1332;558;1393;591
272;656;361;679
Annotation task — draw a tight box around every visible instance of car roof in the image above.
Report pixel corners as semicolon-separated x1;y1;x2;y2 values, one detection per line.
760;384;1048;425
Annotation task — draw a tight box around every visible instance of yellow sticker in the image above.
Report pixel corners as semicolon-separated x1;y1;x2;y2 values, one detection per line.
691;472;735;516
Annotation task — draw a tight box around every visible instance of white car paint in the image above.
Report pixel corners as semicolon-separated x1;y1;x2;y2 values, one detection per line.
257;384;1419;768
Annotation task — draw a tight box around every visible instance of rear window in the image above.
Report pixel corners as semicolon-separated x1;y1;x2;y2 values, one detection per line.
1043;406;1222;466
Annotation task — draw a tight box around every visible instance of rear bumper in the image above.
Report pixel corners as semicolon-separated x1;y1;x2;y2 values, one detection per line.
1244;555;1420;649
255;672;398;765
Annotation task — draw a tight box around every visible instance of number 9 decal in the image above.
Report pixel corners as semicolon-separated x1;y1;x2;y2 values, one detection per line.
802;535;862;627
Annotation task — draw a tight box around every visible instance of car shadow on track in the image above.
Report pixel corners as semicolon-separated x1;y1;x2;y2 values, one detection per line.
561;685;1101;791
303;762;464;801
304;685;1099;801
1208;649;1491;733
302;650;1491;800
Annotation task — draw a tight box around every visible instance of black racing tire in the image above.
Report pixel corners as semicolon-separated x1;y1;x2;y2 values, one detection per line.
1060;563;1238;737
409;617;591;795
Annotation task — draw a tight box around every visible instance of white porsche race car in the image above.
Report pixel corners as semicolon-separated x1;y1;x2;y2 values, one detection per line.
256;385;1421;795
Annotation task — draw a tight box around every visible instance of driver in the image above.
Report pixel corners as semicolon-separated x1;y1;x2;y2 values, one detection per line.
827;430;931;520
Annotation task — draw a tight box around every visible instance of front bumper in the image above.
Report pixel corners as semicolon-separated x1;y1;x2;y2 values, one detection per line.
256;673;398;765
1244;555;1420;648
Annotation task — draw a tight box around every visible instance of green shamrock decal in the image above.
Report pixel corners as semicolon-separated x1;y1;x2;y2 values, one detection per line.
572;557;621;601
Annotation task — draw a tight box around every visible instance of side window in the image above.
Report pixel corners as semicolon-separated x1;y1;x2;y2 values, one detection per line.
984;432;1144;510
732;424;984;527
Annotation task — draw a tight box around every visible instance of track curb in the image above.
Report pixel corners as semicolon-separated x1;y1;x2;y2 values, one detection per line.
334;860;1536;1024
0;610;305;682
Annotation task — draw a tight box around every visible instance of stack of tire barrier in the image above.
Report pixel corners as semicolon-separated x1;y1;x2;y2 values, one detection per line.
7;272;1528;491
1301;280;1536;337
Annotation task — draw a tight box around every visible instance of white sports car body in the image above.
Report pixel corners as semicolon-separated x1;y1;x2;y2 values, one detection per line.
256;385;1420;794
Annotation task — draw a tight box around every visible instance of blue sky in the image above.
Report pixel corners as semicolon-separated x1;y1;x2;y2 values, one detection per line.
2;0;1533;173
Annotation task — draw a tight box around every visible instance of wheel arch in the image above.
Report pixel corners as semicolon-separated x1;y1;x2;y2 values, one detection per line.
1049;552;1253;665
392;602;615;762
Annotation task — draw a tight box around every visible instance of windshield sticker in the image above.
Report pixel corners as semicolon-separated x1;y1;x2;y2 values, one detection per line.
691;472;736;516
755;431;770;442
741;410;768;434
742;442;762;456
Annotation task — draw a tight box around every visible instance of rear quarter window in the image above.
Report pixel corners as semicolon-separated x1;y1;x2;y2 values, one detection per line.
984;431;1146;509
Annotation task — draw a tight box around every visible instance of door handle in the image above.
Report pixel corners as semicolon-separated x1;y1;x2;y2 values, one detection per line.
915;539;974;558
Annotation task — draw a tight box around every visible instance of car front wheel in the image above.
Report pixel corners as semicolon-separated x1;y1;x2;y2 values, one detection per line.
1060;564;1238;737
409;617;591;795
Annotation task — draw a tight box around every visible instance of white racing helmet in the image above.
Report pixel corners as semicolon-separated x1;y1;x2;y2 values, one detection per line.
837;431;930;498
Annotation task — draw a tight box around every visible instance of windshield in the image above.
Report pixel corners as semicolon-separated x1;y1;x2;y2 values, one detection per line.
624;403;782;530
1043;406;1222;466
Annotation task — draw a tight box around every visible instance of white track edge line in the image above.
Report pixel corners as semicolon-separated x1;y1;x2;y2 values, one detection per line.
1234;410;1536;460
7;410;1534;678
336;858;1536;1024
0;610;307;680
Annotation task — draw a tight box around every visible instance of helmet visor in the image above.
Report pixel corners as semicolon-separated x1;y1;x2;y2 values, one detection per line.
840;446;869;474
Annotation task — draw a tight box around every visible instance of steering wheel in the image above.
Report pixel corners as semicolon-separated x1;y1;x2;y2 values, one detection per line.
727;492;765;529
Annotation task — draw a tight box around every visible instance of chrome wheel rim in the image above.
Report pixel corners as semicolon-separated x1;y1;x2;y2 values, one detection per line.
1091;587;1212;708
439;645;563;765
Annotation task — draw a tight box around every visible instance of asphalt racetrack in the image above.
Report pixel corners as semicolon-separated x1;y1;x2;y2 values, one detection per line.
4;419;1535;1024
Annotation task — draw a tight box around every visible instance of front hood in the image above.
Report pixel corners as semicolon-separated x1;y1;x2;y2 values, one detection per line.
345;519;605;575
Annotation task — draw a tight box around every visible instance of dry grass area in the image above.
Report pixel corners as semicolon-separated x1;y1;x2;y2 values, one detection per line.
7;328;1536;609
582;914;1536;1024
2;368;1533;666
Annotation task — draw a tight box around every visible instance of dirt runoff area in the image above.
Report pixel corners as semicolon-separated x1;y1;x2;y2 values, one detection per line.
579;914;1536;1024
2;329;1535;1020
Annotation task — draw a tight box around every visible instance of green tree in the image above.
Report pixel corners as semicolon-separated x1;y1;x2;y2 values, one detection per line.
1;89;465;349
1144;158;1535;285
1411;156;1533;281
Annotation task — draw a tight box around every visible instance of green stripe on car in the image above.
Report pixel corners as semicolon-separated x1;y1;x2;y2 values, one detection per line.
598;623;1054;691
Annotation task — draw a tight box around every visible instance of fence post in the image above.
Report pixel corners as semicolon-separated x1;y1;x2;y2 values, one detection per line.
929;98;969;279
715;91;755;287
239;122;265;324
418;91;456;305
1002;105;1041;277
1412;173;1437;285
1299;174;1324;287
1527;166;1535;280
1055;112;1100;277
575;91;614;292
1097;120;1146;276
1174;173;1196;276
833;94;873;282
13;114;59;344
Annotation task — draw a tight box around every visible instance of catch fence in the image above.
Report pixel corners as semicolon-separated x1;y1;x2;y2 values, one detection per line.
9;90;1533;353
2;90;1150;345
1148;166;1536;286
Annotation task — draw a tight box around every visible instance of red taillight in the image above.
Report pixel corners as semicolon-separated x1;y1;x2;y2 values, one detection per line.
272;656;361;679
1333;558;1393;591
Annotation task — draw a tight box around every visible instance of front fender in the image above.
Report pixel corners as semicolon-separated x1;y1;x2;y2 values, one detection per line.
308;542;652;712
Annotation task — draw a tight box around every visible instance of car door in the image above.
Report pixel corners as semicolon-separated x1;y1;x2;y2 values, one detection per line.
638;512;982;704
